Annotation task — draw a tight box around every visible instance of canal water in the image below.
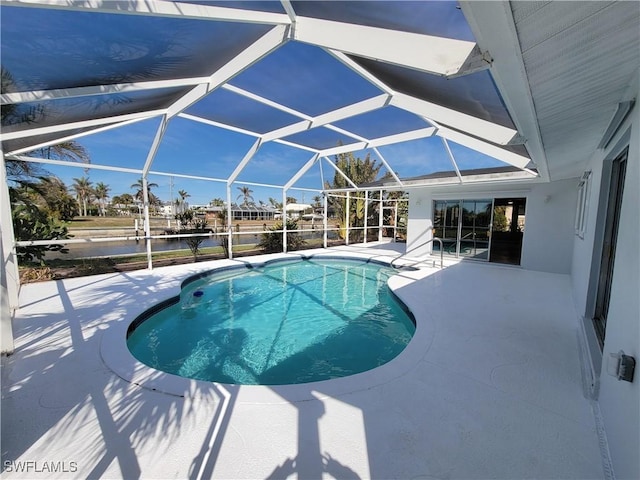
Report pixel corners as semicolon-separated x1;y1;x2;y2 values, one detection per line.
44;231;334;260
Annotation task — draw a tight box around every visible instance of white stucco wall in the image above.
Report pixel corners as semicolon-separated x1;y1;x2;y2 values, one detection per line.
406;180;577;274
519;178;578;274
569;81;639;479
406;190;434;258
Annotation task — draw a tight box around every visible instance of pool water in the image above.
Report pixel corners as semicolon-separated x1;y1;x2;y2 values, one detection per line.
127;258;415;385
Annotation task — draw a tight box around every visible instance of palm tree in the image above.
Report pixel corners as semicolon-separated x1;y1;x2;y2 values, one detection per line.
40;141;90;165
131;178;159;217
72;177;93;217
268;197;282;210
111;193;134;214
325;150;388;240
236;186;254;206
94;182;110;216
131;177;159;203
175;189;190;214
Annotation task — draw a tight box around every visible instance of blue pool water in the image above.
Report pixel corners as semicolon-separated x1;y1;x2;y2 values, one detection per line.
127;258;415;385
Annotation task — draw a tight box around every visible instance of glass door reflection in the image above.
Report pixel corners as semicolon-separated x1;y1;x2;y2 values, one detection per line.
433;199;493;261
433;200;459;255
459;200;492;260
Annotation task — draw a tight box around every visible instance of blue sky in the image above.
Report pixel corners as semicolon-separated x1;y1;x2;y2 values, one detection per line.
44;114;506;207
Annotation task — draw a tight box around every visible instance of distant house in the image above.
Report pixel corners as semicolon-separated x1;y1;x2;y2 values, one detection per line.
204;204;277;223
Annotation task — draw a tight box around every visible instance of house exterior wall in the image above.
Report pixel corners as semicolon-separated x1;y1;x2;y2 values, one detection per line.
519;178;577;274
570;78;639;480
406;179;577;274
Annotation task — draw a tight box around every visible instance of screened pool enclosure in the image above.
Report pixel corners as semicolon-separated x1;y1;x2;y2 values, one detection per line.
2;1;542;289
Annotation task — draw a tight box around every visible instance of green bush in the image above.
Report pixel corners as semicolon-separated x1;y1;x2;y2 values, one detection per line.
12;203;70;264
258;219;306;253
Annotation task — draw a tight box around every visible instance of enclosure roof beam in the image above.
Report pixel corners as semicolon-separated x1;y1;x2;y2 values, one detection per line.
324;124;368;143
294;16;487;78
228;137;264;185
390;93;520;146
273;139;318;153
0;110;166;141
142;114;169;176
318;127;437;157
327;49;395;95
372;147;403;187
261;93;389;142
222;84;310;120
441;137;464;183
6;117;151;156
2;0;291;25
436;126;533;171
6;154;143;175
319;141;368;157
321;156;358;190
280;0;297;25
178;113;261;138
0;77;211;106
148;171;227;183
165;25;289;119
284;152;320;190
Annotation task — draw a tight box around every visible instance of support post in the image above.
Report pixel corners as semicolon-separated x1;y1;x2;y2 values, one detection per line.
393;199;398;242
0;151;18;354
364;190;369;244
226;183;233;259
378;189;384;242
142;176;153;270
323;193;328;249
282;189;288;253
345;191;350;246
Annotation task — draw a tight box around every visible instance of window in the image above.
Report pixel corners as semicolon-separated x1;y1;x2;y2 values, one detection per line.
575;171;592;238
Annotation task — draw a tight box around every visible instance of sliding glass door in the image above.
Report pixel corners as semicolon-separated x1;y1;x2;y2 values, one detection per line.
460;200;492;260
433;200;459;255
433;199;493;261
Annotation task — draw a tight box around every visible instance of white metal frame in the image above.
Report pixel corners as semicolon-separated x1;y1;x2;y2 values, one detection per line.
0;0;544;328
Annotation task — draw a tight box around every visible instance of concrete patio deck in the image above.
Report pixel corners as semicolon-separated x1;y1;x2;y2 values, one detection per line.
1;243;606;479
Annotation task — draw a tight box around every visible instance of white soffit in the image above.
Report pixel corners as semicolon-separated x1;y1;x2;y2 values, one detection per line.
512;1;640;179
464;0;640;181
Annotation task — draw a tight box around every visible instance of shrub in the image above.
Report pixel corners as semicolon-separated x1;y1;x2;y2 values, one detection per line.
12;203;70;264
258;219;306;253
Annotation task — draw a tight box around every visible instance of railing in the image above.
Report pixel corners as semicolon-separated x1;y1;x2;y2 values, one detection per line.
390;236;444;269
445;231;473;254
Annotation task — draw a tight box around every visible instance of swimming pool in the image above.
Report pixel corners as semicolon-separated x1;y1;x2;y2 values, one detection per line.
127;257;415;385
